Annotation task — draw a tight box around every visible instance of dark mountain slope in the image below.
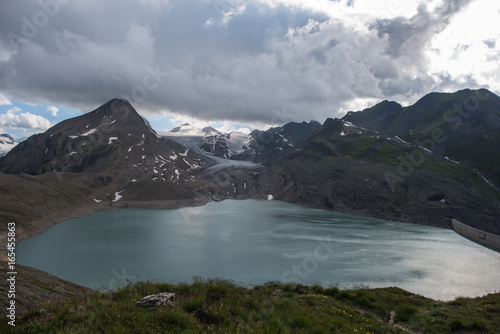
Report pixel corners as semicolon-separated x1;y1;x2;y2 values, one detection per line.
244;120;322;164
342;89;500;183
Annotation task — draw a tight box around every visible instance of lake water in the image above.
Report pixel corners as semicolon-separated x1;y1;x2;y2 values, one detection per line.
17;199;500;301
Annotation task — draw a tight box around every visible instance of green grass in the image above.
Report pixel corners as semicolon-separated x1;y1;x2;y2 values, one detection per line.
3;280;500;333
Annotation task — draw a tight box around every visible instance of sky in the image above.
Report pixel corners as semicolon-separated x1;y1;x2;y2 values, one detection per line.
1;0;499;140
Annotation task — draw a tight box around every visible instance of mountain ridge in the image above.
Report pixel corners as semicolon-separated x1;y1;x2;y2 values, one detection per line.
342;88;500;183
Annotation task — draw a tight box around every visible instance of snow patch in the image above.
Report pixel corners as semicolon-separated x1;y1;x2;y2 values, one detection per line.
108;137;118;144
267;194;273;200
418;146;432;154
183;158;200;169
395;136;408;144
169;152;178;160
278;133;288;142
161;123;207;137
81;128;97;136
93;198;102;203
179;149;189;157
113;191;124;202
340;131;345;136
477;171;495;188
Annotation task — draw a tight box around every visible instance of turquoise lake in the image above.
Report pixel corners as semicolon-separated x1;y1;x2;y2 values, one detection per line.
16;199;500;301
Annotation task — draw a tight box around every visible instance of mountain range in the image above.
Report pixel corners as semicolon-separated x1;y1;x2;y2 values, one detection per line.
1;88;499;254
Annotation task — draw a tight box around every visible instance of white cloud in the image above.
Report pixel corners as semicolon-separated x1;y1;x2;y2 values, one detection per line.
214;122;251;134
0;107;52;130
167;113;215;131
0;93;12;106
428;0;500;93
221;4;246;27
47;105;59;117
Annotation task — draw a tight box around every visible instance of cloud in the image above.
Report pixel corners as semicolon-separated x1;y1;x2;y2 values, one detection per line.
215;123;251;134
0;93;12;106
0;107;52;130
0;0;497;126
47;105;59;116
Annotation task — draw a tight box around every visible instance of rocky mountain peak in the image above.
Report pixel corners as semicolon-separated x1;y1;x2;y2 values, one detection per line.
0;99;204;179
201;126;221;137
46;98;154;138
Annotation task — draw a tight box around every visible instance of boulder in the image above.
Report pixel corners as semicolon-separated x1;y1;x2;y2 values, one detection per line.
136;292;175;310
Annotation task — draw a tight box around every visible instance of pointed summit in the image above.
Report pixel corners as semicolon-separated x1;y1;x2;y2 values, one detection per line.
0;99;203;176
46;98;149;137
202;126;221;137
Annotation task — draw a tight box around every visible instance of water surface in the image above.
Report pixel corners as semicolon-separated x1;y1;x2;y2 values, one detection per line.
17;200;500;300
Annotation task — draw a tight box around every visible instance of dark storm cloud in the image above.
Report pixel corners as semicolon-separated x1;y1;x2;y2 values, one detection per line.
0;0;480;125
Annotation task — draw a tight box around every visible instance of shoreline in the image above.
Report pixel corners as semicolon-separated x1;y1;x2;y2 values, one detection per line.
2;194;464;262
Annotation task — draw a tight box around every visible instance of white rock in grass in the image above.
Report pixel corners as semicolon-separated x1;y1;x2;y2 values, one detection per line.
136;292;175;310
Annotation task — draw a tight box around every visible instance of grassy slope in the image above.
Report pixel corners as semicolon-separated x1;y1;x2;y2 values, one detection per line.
0;261;93;317
3;279;499;333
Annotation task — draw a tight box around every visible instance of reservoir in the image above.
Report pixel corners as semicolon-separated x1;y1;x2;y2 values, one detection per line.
17;199;500;301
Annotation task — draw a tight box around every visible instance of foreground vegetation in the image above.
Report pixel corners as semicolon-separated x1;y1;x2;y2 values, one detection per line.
3;279;500;333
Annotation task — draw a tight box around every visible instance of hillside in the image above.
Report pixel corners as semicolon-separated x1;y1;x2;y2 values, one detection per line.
2;277;499;333
342;89;500;185
0;260;93;316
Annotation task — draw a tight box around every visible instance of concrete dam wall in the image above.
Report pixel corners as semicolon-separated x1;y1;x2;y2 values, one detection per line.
452;219;500;251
